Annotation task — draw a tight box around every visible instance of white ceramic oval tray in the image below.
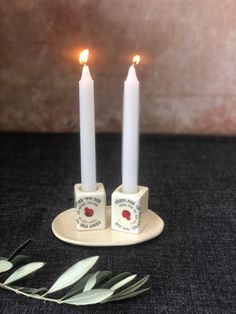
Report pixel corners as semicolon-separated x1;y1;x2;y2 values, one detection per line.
52;206;164;247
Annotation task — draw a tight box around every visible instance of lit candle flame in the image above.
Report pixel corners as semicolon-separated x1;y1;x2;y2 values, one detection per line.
79;49;89;65
132;55;140;65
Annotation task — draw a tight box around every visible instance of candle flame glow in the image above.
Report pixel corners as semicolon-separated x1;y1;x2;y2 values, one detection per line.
79;49;89;64
132;55;140;65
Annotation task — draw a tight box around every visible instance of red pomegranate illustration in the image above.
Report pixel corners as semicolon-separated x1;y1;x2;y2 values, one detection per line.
84;207;94;217
122;210;131;220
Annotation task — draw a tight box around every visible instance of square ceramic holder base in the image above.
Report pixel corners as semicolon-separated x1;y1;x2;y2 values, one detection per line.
74;182;106;231
111;185;149;234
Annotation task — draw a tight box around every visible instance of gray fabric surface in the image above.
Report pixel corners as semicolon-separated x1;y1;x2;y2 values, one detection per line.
0;133;235;314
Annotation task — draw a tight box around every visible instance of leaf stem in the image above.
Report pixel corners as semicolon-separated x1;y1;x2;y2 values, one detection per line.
0;283;63;304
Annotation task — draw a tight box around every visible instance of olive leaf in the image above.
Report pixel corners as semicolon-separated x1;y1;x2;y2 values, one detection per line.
103;275;150;302
63;289;114;305
83;272;99;292
4;262;45;285
11;286;48;295
110;274;137;291
112;275;150;296
46;256;99;295
93;271;112;288
102;272;131;288
11;255;30;267
8;239;32;261
103;288;151;302
61;273;93;300
0;260;13;273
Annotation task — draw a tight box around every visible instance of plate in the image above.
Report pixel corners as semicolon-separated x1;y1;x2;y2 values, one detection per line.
52;206;164;247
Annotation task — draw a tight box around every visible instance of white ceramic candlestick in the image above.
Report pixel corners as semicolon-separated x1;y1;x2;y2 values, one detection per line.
111;185;149;234
74;183;106;231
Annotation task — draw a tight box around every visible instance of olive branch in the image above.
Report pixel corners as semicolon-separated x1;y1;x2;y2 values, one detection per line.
0;239;150;306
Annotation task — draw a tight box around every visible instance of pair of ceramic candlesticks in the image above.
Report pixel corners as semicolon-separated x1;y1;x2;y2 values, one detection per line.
74;183;149;234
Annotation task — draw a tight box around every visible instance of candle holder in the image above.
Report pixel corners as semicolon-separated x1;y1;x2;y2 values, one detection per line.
52;183;164;246
74;182;106;231
111;185;149;234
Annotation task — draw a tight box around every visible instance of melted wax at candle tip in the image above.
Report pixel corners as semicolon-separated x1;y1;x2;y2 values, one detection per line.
80;64;93;81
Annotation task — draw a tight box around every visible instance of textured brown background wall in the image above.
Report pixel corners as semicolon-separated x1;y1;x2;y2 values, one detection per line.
0;0;236;134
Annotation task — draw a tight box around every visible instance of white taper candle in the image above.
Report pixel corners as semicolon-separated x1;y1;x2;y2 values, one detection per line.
79;54;96;192
122;61;140;194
